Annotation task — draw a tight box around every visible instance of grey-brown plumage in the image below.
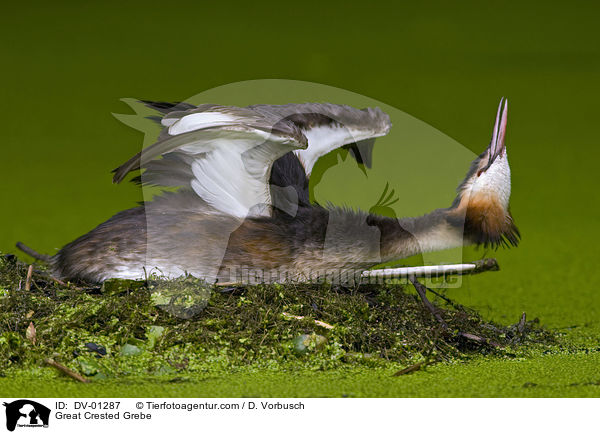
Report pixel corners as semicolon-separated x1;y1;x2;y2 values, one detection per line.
41;100;519;284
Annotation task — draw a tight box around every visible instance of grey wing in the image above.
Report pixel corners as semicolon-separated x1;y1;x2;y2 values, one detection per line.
112;103;307;218
249;103;392;175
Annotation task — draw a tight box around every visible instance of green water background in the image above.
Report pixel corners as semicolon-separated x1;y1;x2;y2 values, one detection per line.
1;1;599;396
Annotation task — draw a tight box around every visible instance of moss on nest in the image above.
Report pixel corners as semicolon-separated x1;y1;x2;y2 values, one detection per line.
0;253;557;381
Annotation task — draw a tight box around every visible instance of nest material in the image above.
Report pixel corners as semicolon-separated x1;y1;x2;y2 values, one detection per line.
0;254;556;379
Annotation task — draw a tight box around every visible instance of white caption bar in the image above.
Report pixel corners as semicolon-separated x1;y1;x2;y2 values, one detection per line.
0;398;596;434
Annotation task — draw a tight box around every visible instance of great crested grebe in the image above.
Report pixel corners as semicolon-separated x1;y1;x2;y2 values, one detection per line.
20;99;518;284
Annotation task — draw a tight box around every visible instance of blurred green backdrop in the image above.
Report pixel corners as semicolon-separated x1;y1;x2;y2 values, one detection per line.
2;1;599;344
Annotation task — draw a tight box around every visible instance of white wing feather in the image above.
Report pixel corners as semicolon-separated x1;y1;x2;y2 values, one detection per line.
295;124;388;175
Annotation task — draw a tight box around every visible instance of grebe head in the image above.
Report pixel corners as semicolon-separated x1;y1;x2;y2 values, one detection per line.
452;98;519;248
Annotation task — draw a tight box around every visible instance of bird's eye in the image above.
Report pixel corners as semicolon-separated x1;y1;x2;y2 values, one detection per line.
477;170;483;177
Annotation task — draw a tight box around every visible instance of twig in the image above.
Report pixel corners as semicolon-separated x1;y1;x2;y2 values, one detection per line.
393;360;431;376
49;275;84;290
215;281;240;287
409;277;448;330
425;287;464;310
282;312;334;329
393;345;436;376
26;322;36;345
45;358;90;383
458;332;485;343
410;277;502;349
35;271;85;291
24;265;33;291
517;312;527;335
457;332;500;348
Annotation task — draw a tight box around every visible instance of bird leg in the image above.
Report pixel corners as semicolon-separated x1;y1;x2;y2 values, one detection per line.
409;276;448;330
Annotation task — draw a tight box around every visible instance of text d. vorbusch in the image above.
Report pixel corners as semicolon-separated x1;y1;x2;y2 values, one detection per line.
253;402;304;410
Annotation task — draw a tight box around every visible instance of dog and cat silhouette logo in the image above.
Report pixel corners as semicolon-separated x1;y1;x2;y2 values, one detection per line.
3;400;50;431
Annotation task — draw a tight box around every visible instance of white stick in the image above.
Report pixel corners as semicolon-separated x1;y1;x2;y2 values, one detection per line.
215;259;499;286
361;258;499;280
282;312;335;329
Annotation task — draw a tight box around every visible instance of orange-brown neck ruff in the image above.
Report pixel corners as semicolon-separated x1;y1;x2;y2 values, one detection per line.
450;191;519;248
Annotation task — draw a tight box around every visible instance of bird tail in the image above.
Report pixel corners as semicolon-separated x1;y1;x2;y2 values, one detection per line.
16;242;52;262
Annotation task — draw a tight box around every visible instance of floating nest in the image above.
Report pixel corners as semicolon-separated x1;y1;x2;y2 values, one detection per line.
0;253;556;380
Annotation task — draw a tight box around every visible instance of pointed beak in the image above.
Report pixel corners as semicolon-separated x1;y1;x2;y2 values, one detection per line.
483;98;508;171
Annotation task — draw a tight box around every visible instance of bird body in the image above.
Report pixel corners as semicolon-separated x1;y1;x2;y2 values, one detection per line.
44;99;518;284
